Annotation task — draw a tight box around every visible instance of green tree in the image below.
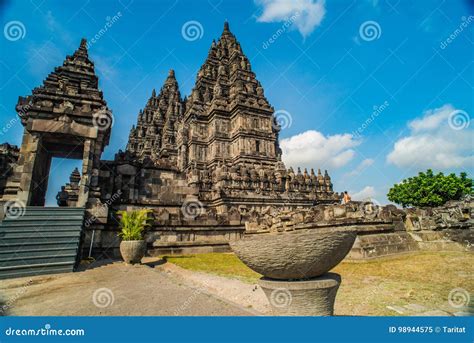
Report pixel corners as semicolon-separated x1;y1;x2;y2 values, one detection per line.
387;169;473;208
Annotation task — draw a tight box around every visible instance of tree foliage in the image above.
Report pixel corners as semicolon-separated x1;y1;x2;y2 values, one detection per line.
387;169;473;208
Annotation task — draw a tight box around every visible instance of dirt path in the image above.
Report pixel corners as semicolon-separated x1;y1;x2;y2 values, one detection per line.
161;261;271;314
0;260;254;316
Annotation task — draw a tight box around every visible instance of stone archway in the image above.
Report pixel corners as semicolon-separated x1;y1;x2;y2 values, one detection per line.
2;39;112;209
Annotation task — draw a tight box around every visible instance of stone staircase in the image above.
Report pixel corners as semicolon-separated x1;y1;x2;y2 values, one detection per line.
0;207;85;279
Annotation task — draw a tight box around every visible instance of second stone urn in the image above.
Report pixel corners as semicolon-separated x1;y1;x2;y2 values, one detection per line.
229;228;356;316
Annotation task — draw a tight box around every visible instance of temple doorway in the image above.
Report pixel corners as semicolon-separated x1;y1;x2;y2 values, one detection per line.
44;158;82;207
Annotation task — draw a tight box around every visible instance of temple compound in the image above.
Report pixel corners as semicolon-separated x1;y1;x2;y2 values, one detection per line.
0;23;340;258
0;23;471;264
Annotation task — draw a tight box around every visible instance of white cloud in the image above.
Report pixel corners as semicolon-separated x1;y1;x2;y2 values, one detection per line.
345;158;374;177
408;104;453;132
351;186;376;201
280;130;360;170
255;0;326;37
387;104;473;169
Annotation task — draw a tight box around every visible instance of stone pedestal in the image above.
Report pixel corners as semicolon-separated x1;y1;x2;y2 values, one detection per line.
259;273;341;316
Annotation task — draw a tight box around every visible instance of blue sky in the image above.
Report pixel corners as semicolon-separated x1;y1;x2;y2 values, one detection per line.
1;0;473;205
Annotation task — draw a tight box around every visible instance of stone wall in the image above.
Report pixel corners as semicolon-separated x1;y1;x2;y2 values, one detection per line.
80;197;473;260
242;197;474;260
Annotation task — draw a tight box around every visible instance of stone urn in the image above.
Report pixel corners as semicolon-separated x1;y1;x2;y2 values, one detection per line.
119;240;146;264
230;228;356;280
229;228;356;316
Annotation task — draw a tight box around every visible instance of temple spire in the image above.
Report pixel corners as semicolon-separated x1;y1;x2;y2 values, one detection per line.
72;38;89;61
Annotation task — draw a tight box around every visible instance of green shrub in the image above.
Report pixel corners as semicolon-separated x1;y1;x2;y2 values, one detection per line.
387;169;472;208
117;209;153;241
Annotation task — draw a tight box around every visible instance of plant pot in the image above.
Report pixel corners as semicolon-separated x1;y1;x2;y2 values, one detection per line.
229;228;356;280
120;240;146;264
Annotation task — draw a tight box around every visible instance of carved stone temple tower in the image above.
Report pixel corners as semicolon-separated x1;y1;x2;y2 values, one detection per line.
2;39;112;207
110;22;339;215
126;69;183;166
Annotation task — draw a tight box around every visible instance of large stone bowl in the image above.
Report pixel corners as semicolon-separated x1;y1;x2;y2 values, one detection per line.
229;228;356;280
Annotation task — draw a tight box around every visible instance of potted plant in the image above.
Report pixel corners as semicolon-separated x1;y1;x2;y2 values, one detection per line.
117;209;152;264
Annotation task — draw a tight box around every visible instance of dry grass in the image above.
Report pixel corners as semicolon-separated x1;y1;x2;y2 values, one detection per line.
164;251;474;316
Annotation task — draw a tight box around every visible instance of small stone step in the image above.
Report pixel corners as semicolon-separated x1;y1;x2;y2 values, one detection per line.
0;263;73;280
2;215;85;222
0;227;83;233
0;237;81;246
0;254;77;267
0;247;78;258
1;220;84;227
0;260;75;272
1;231;81;239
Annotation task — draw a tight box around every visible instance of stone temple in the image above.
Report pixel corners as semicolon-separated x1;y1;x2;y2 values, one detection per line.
1;23;471;268
0;23;340;258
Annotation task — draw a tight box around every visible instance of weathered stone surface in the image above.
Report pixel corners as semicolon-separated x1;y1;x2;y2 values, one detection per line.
119;240;146;264
348;232;419;259
230;228;356;280
0;143;19;198
259;273;341;316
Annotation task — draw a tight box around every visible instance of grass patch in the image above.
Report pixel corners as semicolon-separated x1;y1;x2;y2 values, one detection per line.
164;251;474;316
163;253;261;283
